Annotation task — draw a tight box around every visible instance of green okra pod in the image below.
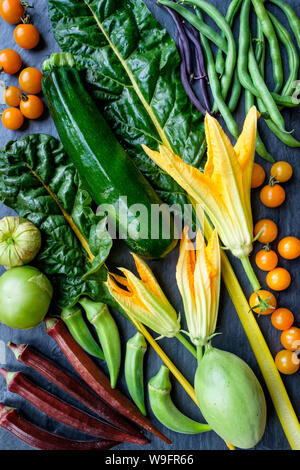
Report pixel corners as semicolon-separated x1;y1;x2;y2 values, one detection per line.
79;297;121;388
125;332;147;416
61;305;104;360
148;366;211;435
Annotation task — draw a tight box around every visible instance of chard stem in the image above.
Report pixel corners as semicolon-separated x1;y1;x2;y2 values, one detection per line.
240;256;261;292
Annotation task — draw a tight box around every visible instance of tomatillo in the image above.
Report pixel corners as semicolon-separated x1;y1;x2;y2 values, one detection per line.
0;266;53;329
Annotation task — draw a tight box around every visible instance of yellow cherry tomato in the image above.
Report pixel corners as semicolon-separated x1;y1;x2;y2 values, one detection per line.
255;248;278;271
260;184;286;208
3;86;22;107
266;267;291;291
251;163;265;189
19;67;42;94
271;161;293;183
20;95;44;119
278;236;300;260
275;350;299;375
249;289;277;315
14;23;40;49
254;219;278;244
1;107;24;130
271;308;294;331
281;327;300;351
0;48;22;74
0;0;24;24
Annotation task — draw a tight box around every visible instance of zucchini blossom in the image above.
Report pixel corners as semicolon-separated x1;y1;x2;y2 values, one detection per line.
107;253;180;338
176;227;221;347
143;107;258;259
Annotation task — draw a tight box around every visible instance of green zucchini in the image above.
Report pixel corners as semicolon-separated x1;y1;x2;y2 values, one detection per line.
42;53;176;259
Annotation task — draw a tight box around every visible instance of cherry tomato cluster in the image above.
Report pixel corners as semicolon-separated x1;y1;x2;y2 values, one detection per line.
251;161;300;375
0;0;40;49
0;1;43;129
252;161;292;208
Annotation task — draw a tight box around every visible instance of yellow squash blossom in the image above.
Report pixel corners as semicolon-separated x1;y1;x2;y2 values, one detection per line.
107;253;181;338
176;227;220;347
143;107;258;259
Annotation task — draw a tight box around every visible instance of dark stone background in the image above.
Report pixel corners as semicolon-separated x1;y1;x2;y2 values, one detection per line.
0;0;299;450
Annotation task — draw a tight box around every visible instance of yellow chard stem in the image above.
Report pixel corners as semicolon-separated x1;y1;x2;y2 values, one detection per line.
240;255;261;292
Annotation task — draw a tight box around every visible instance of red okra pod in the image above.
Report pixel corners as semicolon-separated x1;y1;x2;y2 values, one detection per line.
0;403;117;450
0;368;148;445
7;342;142;439
45;318;171;445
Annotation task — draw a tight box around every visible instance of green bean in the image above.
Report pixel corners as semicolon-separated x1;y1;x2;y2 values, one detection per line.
238;0;259;96
228;70;242;113
248;43;287;132
196;9;238;138
251;0;283;93
216;0;243;75
61;305;105;360
268;12;299;98
255;28;300;148
148;366;211;434
158;0;227;52
268;0;300;51
245;89;274;162
125;332;147;416
182;0;236;101
79;297;121;388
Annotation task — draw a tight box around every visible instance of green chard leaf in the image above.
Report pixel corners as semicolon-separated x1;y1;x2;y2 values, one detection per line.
0;134;113;309
48;0;206;212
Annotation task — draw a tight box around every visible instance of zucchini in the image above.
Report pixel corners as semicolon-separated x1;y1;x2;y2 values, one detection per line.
42;53;176;259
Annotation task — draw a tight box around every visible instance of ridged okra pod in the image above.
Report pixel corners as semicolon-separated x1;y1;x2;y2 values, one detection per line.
125;332;147;416
79;297;121;388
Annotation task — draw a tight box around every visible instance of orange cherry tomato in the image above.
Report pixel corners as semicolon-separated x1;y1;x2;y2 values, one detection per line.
0;48;22;74
266;267;291;291
14;23;40;49
271;308;294;331
254;219;278;244
255;248;278;271
281;327;300;351
278;236;300;260
3;86;22;107
275;350;299;375
20;95;44;119
0;0;24;24
251;163;265;189
270;161;293;183
260;184;286;208
19;67;42;94
249;289;277;315
1;107;24;129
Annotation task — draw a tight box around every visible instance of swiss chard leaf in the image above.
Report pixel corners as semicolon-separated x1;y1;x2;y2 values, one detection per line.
0;134;113;308
48;0;206;212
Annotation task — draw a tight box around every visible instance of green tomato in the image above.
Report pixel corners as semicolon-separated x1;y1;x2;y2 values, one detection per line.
0;266;53;329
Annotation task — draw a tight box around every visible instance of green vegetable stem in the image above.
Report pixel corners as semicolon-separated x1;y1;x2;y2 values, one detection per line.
148;366;211;435
125;332;147;416
79;297;121;388
61;305;104;360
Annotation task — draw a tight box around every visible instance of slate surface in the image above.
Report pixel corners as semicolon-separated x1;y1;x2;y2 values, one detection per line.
0;0;299;451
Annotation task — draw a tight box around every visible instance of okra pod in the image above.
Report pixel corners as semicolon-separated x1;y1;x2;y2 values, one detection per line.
148;366;211;435
79;297;121;389
61;305;104;360
125;332;147;416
